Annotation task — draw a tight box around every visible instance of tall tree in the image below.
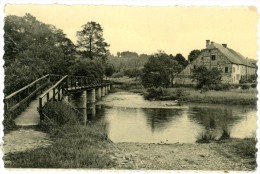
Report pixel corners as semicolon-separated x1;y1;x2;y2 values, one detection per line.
188;49;201;62
76;21;110;61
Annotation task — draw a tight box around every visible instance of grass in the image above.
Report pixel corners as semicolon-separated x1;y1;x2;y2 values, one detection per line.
162;87;257;105
4;102;116;168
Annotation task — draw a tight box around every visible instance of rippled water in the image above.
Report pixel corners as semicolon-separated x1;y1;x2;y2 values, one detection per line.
68;91;257;144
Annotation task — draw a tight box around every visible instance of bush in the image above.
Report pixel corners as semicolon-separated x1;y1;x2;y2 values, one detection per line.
218;127;231;140
145;87;163;100
251;84;256;88
241;84;250;90
196;131;216;143
201;85;209;92
41;102;80;133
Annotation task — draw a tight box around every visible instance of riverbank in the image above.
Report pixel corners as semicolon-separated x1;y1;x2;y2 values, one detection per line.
4;126;256;170
107;138;256;171
4;102;116;168
111;77;257;105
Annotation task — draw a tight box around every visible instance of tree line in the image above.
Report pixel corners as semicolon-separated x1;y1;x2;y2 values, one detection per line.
4;13;207;95
4;14;111;95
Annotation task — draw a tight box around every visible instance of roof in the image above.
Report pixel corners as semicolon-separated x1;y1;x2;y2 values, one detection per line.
206;42;256;68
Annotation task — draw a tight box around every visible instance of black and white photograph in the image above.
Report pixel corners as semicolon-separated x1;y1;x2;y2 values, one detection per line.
0;0;259;172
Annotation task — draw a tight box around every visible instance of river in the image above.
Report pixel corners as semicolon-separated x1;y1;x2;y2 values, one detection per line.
68;91;257;144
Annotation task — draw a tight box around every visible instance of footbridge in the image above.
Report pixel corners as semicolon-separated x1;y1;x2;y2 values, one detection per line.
4;74;112;126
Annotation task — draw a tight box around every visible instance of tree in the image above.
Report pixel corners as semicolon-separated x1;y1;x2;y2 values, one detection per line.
69;59;104;80
188;50;201;62
4;14;76;94
174;53;188;68
120;51;138;58
191;66;222;89
105;64;116;79
141;52;182;88
76;21;110;61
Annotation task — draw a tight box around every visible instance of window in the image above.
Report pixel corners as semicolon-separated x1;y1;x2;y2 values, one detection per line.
211;55;216;61
225;67;229;73
201;57;204;60
194;65;196;69
232;67;235;73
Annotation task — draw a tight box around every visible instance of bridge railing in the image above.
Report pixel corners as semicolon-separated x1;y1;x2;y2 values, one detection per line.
4;74;62;119
67;75;102;90
38;75;68;120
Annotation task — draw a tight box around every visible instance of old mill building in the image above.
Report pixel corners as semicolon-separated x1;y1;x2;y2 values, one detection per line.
175;40;257;84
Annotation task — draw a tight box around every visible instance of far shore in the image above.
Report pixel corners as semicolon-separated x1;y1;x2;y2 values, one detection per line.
110;77;257;106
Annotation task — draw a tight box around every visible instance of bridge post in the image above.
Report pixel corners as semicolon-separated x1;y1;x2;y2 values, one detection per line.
95;87;102;101
105;86;108;95
87;89;96;116
82;91;87;125
101;86;105;97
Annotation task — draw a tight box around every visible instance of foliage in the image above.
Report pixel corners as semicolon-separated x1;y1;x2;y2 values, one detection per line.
144;87;163;100
209;83;231;91
76;21;110;61
218;126;231;140
69;59;105;80
241;84;250;90
124;68;142;78
5;102;115;168
196;131;216;143
192;66;222;89
173;53;188;68
188;49;201;62
120;51;139;58
141;52;182;88
107;54;149;72
4;14;76;95
104;64;116;78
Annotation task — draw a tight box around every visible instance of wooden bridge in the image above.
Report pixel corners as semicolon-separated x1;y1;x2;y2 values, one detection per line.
4;74;112;126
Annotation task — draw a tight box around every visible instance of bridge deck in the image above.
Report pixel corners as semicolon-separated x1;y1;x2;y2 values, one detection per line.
14;89;53;126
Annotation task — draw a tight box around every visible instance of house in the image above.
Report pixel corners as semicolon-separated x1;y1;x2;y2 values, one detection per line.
175;40;257;84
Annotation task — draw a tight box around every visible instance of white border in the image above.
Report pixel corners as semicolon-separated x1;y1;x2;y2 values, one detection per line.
0;1;259;174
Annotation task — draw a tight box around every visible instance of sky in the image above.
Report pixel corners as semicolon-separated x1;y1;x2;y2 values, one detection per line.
4;5;258;59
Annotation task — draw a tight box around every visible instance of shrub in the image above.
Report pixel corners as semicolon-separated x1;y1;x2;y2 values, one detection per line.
201;85;209;92
218;126;231;140
196;131;216;143
241;84;250;90
251;83;256;88
41;102;80;133
144;87;163;100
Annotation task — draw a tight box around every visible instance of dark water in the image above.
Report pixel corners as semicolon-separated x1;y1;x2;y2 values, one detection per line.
68;91;257;144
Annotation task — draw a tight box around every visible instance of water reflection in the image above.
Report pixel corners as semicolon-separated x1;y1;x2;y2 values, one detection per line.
68;91;257;143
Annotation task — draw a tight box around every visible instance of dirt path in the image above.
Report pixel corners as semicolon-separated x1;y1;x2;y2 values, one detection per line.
3;128;52;155
106;142;252;171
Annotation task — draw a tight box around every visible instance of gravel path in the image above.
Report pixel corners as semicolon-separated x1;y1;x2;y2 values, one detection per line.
106;142;252;171
3;128;52;154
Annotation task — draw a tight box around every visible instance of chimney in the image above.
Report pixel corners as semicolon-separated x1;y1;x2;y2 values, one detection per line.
211;41;214;45
222;44;227;48
206;40;210;47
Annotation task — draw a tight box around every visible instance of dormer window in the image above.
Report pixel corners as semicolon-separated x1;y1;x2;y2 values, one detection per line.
211;55;216;61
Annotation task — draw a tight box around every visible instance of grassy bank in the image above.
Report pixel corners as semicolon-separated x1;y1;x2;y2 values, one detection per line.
145;87;257;105
4;102;116;168
110;77;257;105
168;88;257;105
